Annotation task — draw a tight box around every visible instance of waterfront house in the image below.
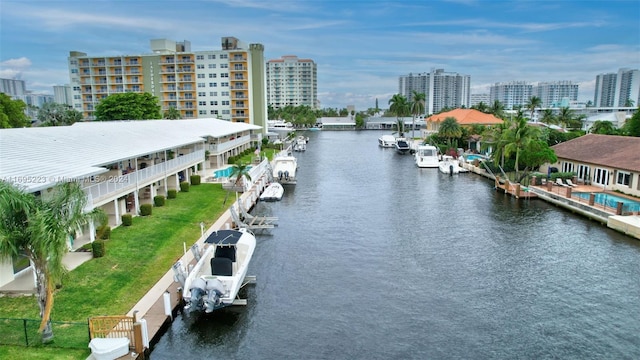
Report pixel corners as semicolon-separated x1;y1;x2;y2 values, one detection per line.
550;134;640;197
424;109;504;151
0;118;261;289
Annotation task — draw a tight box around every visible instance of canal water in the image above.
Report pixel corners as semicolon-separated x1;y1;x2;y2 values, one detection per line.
151;130;640;359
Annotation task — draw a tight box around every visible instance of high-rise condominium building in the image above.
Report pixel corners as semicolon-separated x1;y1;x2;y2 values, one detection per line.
266;55;318;109
68;37;267;130
53;85;73;106
595;68;640;107
398;69;470;115
470;93;490;107
489;81;532;110
533;81;579;108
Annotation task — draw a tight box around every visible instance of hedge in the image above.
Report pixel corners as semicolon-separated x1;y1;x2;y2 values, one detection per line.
92;240;105;258
167;189;177;199
140;204;153;216
121;214;132;226
154;195;166;207
96;225;110;240
190;175;201;185
180;181;190;192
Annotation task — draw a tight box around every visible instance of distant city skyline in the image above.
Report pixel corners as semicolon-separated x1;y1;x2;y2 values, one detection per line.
1;0;638;110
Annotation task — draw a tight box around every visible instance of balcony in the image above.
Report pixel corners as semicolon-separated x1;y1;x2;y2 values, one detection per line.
84;151;204;206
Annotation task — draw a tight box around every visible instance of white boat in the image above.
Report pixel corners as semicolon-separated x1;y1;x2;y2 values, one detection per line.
378;134;396;148
439;155;461;175
267;120;295;133
272;154;298;185
394;138;411;154
260;182;284;201
175;228;256;313
294;135;307;152
415;144;439;168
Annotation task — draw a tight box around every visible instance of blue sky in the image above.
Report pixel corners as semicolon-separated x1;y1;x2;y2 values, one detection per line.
1;0;639;110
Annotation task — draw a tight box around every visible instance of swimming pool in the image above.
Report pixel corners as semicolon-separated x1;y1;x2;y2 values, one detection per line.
463;154;488;162
573;192;640;213
213;165;251;178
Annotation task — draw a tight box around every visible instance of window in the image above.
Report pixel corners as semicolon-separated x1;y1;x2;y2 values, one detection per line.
198;83;205;88
198;92;206;97
198;101;206;106
562;162;574;173
221;82;229;87
71;69;78;74
221;91;229;96
210;91;217;96
197;74;205;78
73;95;81;100
185;110;194;117
221;73;229;78
208;64;216;69
617;172;631;187
220;54;228;59
209;73;217;78
196;55;204;60
222;109;230;114
220;63;228;68
210;101;218;105
211;110;218;115
594;168;609;186
209;83;217;87
73;86;81;91
197;64;204;69
222;100;229;105
208;54;216;59
199;110;206;115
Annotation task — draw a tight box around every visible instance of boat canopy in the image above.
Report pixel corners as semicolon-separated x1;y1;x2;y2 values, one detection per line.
205;229;243;245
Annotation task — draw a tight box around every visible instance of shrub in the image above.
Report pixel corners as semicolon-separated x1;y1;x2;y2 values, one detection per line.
190;175;201;185
140;203;153;216
154;195;166;207
96;225;110;240
180;181;190;192
167;189;177;199
121;214;132;226
92;240;105;258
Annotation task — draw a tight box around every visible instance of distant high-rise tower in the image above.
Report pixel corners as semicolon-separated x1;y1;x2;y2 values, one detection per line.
0;78;27;97
533;81;578;108
53;85;73;106
399;69;470;115
489;81;532;110
594;68;640;107
67;37;267;130
266;55;318;109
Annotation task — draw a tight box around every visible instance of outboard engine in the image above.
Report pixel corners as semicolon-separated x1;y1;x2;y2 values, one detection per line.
284;171;289;180
204;278;226;313
278;170;283;180
449;165;454;176
187;277;207;312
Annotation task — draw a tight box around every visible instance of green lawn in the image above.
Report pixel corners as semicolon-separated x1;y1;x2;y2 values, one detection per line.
0;183;230;359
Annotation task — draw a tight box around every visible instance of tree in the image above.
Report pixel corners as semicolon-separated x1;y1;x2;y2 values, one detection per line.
556;107;583;130
37;102;83;126
163;106;182;120
482;118;512;168
472;101;489;113
624;98;635;107
489;100;506;120
589;120;618;135
525;96;542;121
519;139;557;181
94;92;161;120
223;163;253;205
0;93;30;128
438;116;462;150
540;109;556;125
388;94;409;137
410;91;425;139
622;107;640;136
502;114;541;181
0;181;105;343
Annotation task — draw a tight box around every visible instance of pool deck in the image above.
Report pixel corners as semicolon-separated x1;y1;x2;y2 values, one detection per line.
462;162;640;240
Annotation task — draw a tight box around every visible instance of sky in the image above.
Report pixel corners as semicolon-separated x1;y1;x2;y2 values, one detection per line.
1;0;639;110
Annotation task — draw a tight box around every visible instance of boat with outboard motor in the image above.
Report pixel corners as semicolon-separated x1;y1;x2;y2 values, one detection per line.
438;155;461;175
173;228;256;314
272;154;298;185
378;134;396;148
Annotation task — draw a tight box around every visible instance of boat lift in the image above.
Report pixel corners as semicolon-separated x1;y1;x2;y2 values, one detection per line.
229;203;278;231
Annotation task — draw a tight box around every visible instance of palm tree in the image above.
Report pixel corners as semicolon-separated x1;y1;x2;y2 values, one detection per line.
438;117;462;150
0;181;105;343
163;107;182;119
502;114;541;181
589;120;618;135
556;107;584;130
540;109;556;125
388;94;409;137
489;100;506;120
410;91;426;139
525;96;542;121
223;163;252;205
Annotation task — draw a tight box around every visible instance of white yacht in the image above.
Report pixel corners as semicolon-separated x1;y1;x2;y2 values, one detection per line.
378;134;396;148
272;154;298;185
415;145;439;168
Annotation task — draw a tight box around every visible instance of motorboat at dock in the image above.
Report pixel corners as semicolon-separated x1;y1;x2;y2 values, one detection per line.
415;144;439;168
272;154;298;185
260;182;284;201
173;228;256;313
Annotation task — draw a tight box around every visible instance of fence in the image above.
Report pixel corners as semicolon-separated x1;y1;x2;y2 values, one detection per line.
0;317;89;349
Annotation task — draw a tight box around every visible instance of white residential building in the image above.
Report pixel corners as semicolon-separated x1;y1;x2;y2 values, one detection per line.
489;81;533;110
399;69;470;115
533;81;579;108
595;68;640;107
266;55;318;109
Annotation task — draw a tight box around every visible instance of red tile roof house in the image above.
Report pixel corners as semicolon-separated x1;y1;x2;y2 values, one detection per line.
424;109;504;152
550;134;640;198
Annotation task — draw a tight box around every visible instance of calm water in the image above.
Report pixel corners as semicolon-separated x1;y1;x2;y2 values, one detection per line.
151;130;640;359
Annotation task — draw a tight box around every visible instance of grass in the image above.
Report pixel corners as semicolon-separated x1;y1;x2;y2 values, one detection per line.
0;183;230;359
